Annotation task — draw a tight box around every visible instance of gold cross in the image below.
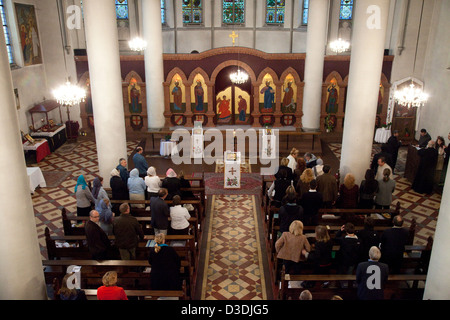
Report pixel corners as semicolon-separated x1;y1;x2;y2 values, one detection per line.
229;31;238;46
229;167;237;176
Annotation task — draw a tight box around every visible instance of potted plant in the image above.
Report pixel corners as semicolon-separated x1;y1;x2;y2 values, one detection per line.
325;114;336;133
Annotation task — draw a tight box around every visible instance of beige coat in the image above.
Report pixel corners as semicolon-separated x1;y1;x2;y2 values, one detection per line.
275;232;311;263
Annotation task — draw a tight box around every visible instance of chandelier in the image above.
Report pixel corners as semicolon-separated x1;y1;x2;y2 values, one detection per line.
330;38;350;54
230;69;248;84
394;81;428;108
53;81;86;106
129;37;147;52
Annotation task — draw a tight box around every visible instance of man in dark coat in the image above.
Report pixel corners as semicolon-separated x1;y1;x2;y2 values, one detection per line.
85;210;114;260
112;203;144;260
278;191;304;233
417;128;432;148
412;140;438;194
386;130;402;173
316;165;338;208
116;158;129;183
299;179;323;226
150;188;170;235
379;215;410;273
356;246;389;300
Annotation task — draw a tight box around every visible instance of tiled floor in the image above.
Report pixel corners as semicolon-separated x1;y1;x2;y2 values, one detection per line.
30;137;439;300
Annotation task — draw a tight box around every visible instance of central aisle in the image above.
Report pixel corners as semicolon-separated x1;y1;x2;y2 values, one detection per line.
197;159;272;300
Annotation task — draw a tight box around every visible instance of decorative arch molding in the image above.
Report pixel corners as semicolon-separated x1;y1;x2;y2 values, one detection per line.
256;67;280;86
280;67;303;84
324;71;345;87
187;67;211;86
210;60;257;84
164;67;189;85
123;70;144;84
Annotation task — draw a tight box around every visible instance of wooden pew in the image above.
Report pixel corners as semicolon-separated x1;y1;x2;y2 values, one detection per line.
278;270;426;300
271;229;428;287
60;208;199;245
48;264;188;300
44;227;197;272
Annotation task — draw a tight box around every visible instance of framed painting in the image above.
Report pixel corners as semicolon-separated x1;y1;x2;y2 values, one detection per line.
15;3;42;66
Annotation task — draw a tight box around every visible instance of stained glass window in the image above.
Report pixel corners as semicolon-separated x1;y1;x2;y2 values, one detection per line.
161;0;166;24
339;0;353;20
115;0;128;20
302;0;309;25
223;0;245;25
266;0;285;25
182;0;203;24
0;0;13;64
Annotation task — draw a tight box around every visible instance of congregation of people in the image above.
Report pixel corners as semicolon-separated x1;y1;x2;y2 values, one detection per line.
72;146;195;299
269;143;420;300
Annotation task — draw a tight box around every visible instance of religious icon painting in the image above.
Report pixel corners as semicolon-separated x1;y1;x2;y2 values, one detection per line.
170;74;185;113
191;75;207;113
281;75;297;114
128;78;142;114
216;87;232;124
234;88;250;124
325;78;339;114
15;3;43;66
259;74;275;113
130;115;143;131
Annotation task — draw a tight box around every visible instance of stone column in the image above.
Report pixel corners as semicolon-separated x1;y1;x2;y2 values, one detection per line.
142;0;165;129
0;28;47;299
83;0;128;187
423;166;450;299
302;0;329;131
339;0;391;184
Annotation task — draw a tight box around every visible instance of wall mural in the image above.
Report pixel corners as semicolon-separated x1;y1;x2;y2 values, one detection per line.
15;3;42;66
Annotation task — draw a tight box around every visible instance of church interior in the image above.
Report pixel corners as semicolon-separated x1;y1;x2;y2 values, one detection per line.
1;0;449;301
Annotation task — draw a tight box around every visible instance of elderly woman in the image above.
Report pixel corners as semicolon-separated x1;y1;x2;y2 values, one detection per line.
145;166;162;199
375;168;396;210
169;195;191;235
161;168;182;200
338;173;359;209
304;152;318;168
92;176;109;208
148;233;182;290
127;168;146;208
110;168;129;200
96;198;114;235
275;220;311;275
97;271;128;300
75;175;95;218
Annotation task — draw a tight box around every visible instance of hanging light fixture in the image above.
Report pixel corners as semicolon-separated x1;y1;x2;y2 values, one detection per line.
128;37;147;52
394;0;428;108
53;81;86;106
330;38;350;54
229;30;248;85
394;81;428;108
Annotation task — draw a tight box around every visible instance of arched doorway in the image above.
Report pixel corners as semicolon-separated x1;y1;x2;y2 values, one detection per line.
214;65;252;125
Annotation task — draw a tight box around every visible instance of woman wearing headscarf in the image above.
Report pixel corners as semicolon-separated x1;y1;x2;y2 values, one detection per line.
75;175;95;217
127;168;146;208
96;198;114;235
145;166;162;199
92;176;109;208
161;168;181;200
110;168;129;215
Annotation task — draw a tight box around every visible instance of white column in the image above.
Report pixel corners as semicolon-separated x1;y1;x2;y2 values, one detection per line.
83;0;128;187
424;166;450;299
302;0;329;131
142;0;165;129
0;28;47;299
339;0;390;184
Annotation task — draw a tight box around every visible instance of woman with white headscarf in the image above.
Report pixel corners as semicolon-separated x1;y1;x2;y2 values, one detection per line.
145;166;162;199
161;168;182;200
110;168;129;214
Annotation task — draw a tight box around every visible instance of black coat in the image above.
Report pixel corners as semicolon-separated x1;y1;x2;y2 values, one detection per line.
148;245;181;290
161;177;182;200
380;227;409;260
412;147;438;194
335;230;362;269
274;165;294;181
110;176;129;200
278;203;304;233
150;196;170;230
112;214;144;249
299;191;323;226
85;220;112;259
356;228;380;262
307;240;333;267
356;260;389;300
